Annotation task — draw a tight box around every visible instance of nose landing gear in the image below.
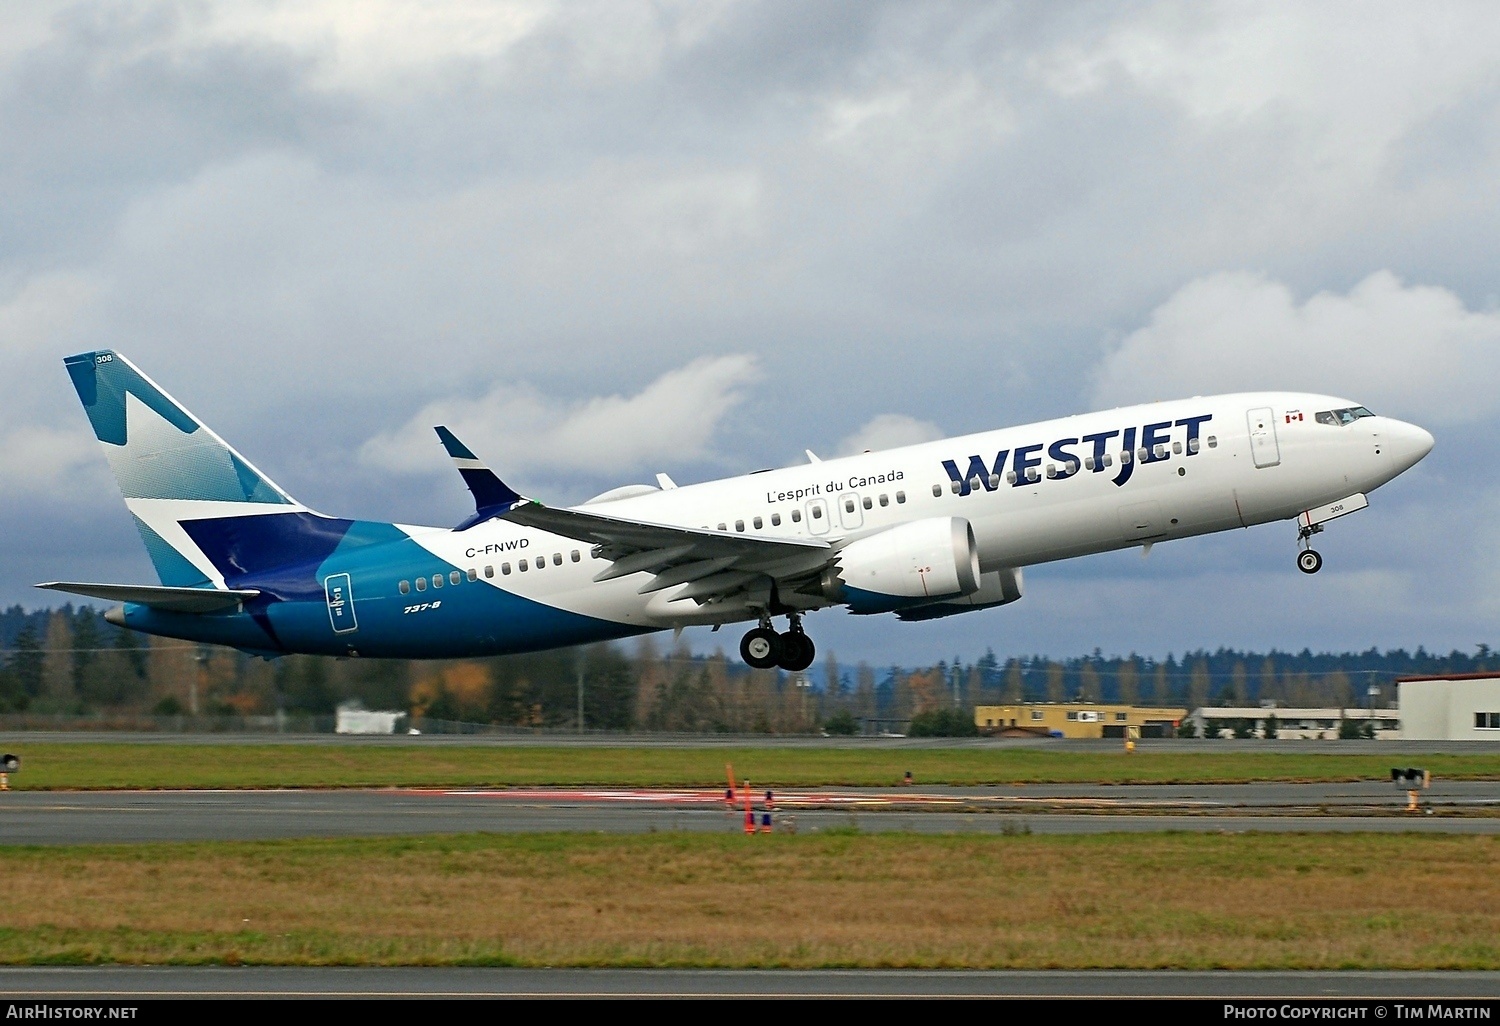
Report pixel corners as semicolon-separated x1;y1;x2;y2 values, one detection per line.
1293;493;1370;575
739;614;816;671
1297;523;1324;575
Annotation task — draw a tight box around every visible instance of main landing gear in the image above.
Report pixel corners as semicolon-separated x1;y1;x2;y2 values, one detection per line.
740;614;816;672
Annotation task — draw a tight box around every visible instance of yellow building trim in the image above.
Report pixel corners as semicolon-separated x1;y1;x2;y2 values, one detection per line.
975;703;1189;739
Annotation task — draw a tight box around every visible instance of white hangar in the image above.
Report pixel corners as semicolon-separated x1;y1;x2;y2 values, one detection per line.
1397;674;1500;740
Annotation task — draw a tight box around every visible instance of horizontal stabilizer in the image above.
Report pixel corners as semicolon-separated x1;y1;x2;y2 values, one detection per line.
434;425;524;530
36;581;259;613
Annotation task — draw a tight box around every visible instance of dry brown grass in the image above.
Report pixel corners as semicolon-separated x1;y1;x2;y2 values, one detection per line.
0;832;1496;968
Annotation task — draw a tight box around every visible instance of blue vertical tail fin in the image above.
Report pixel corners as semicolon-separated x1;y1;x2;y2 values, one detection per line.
64;350;308;587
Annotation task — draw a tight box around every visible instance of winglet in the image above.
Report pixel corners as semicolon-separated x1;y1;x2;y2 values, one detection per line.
434;426;525;530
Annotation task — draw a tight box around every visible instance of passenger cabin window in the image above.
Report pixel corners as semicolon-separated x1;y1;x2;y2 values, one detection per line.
895;490;905;504
844;499;855;513
791;509;802;523
735;520;745;532
399;580;410;595
553;553;562;566
771;513;781;526
879;494;889;507
862;497;872;510
571;550;581;562
718;523;727;532
485;565;494;578
502;563;512;575
450;571;461;585
932;484;942;497
534;556;544;571
753;516;763;529
519;559;528;572
1207;435;1218;448
466;568;477;582
414;577;426;592
432;574;443;589
811;506;823;519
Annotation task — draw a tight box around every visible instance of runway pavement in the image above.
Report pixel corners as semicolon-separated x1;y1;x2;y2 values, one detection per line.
0;967;1498;998
2;781;1498;844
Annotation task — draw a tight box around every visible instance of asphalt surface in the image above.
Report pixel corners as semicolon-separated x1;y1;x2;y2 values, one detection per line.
0;967;1497;998
2;781;1497;844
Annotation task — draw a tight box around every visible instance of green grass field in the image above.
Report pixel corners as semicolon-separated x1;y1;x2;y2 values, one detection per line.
0;831;1495;968
4;743;1499;789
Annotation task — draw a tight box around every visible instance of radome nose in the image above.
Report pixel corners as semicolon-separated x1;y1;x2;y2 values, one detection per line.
1385;419;1434;474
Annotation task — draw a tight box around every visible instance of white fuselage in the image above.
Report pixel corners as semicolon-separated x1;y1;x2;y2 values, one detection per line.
396;391;1433;632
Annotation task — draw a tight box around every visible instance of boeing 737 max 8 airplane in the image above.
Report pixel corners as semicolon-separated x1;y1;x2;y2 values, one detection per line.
41;351;1434;670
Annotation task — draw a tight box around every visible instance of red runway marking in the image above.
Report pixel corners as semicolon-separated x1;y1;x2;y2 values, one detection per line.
399;788;1221;809
404;788;971;807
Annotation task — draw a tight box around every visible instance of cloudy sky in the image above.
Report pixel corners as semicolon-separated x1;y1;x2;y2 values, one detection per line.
4;1;1499;666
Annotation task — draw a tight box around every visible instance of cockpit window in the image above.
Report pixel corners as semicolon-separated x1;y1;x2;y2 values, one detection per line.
1315;406;1376;426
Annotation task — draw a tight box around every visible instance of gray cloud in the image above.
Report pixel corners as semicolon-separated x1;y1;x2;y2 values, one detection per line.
7;1;1500;663
360;353;761;482
1090;270;1500;423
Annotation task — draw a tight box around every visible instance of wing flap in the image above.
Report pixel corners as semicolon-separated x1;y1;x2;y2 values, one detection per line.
37;581;259;613
505;501;829;559
508;501;832;605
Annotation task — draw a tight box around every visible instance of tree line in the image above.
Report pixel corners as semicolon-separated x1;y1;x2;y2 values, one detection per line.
1;604;1492;731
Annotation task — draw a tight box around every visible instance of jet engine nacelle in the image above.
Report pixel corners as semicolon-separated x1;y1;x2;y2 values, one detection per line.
895;567;1024;621
823;517;981;615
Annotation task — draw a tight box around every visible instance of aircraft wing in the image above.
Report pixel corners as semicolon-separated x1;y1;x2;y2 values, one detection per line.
36;582;260;613
505;500;832;601
433;425;832;604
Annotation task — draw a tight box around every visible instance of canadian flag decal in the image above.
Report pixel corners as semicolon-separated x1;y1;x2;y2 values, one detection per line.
1285;411;1304;423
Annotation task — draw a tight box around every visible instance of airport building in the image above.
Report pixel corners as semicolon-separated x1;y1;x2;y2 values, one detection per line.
1397;674;1500;740
1186;706;1400;739
975;703;1187;739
